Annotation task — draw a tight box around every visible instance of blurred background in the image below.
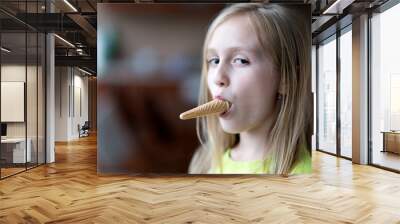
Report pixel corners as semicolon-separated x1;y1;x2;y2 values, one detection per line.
97;4;225;173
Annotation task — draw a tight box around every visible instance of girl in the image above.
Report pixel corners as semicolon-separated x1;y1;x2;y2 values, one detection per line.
188;3;312;175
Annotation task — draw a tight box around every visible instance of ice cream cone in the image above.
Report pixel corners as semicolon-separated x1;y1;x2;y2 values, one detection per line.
179;99;230;120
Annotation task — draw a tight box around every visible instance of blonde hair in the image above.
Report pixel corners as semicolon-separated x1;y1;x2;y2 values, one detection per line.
189;3;312;175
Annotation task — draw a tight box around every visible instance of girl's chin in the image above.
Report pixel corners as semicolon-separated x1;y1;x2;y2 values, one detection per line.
219;121;242;134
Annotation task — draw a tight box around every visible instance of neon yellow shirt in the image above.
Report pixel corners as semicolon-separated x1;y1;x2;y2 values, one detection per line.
210;148;312;174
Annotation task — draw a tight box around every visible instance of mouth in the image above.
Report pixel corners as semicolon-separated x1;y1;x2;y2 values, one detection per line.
214;95;232;118
219;104;232;118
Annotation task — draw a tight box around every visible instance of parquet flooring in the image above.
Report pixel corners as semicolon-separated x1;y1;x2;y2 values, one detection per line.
1;134;400;223
1;167;25;178
372;150;400;171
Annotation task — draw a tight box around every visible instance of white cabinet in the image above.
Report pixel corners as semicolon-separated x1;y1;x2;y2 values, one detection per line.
1;138;32;163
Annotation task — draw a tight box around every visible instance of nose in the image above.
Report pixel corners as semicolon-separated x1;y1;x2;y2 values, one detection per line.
213;66;229;88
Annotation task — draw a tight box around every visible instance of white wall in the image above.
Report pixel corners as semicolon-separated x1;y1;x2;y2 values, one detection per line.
55;66;89;141
1;64;46;164
312;45;316;151
1;65;26;134
352;14;369;164
46;32;55;163
1;65;40;137
1;82;25;122
69;72;89;139
55;66;69;141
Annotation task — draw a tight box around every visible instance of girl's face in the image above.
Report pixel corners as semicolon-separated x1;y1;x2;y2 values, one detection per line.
206;14;281;134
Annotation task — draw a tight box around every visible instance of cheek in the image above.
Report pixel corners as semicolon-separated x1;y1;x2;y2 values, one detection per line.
235;72;278;99
206;73;214;94
234;72;279;115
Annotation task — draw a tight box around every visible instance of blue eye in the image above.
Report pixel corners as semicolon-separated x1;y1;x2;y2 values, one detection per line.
207;58;219;65
233;58;249;65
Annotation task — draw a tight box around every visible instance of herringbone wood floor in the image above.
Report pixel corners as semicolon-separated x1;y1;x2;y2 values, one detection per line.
1;134;400;223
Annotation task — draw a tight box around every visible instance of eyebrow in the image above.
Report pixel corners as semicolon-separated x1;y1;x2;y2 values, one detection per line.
206;46;259;55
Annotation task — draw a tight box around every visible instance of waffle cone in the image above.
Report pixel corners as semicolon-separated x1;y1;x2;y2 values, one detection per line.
179;99;230;120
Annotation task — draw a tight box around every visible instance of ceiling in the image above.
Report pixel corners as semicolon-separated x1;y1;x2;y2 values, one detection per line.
0;0;392;75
